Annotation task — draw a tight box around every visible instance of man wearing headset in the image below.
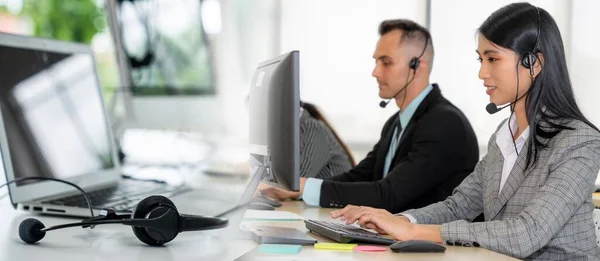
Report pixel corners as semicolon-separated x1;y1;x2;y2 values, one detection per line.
261;19;479;214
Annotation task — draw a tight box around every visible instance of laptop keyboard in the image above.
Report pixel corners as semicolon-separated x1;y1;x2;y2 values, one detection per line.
41;180;187;212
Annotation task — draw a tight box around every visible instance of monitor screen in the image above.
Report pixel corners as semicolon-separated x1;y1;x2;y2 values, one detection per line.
0;44;115;185
248;51;300;191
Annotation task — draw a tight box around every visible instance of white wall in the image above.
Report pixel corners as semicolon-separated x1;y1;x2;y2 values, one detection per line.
279;0;426;155
429;0;572;153
208;0;599;158
211;0;280;144
570;0;600;128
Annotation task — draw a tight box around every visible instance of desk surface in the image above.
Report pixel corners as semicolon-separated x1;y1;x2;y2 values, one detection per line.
0;197;517;261
593;193;600;208
236;201;517;261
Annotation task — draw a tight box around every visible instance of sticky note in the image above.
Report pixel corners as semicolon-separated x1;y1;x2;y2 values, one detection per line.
256;244;302;254
354;245;388;252
314;243;358;250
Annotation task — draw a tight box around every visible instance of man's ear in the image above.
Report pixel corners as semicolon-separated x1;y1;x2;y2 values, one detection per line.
414;58;429;77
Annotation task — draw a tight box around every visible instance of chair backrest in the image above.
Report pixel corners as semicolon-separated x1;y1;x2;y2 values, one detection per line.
593;208;600;247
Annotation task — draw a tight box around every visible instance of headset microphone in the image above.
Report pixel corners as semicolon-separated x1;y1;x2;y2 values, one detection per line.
485;87;531;115
19;219;46;244
379;100;388;108
486;102;509;114
380;85;409;108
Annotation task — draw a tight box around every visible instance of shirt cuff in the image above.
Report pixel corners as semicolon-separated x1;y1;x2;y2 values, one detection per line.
301;178;323;206
396;213;418;224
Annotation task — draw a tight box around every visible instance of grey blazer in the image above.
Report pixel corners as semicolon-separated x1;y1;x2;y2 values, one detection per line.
403;119;600;260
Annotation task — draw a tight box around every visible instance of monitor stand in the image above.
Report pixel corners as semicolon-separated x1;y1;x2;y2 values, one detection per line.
219;164;317;245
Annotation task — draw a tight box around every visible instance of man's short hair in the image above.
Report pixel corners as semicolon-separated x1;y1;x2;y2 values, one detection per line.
378;19;434;68
378;19;431;46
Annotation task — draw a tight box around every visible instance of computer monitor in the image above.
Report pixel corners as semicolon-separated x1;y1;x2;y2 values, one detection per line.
217;51;315;246
248;51;300;191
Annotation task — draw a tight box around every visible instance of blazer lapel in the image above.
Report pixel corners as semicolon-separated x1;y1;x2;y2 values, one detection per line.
395;121;415;154
385;84;442;173
483;142;503;220
487;141;530;220
395;84;441;153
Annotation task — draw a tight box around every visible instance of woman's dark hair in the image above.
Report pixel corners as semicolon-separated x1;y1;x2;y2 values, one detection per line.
478;2;599;169
301;102;356;166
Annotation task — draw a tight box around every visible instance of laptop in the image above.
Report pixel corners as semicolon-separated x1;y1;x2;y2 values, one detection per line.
0;33;235;218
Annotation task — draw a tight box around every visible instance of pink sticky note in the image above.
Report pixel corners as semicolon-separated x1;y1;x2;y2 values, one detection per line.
354;245;388;252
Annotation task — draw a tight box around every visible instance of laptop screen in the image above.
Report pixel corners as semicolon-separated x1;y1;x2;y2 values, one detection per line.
0;44;115;186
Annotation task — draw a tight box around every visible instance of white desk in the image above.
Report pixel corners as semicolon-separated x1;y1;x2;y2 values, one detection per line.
236;201;518;260
0;199;255;261
593;193;600;208
0;197;518;261
0;171;255;261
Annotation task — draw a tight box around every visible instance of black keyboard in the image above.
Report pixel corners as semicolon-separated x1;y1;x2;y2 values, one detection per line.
304;219;396;245
42;180;187;212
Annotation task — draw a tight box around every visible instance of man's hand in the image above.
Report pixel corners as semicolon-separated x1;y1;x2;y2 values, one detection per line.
258;177;307;201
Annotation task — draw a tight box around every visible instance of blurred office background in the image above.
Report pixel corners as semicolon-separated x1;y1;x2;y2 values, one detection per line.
0;0;598;163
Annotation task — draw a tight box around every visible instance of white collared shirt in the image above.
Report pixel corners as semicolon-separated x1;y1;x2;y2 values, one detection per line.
400;116;530;223
496;116;530;194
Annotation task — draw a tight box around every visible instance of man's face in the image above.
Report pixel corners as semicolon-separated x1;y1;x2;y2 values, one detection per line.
372;30;412;99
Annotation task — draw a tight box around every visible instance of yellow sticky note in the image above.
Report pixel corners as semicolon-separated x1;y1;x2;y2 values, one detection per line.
314;243;358;250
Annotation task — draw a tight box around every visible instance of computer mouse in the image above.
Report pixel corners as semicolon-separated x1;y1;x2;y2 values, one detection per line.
389;240;446;253
252;195;282;207
247;202;276;211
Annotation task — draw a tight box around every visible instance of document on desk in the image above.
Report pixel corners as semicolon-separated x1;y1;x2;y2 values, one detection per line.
243;210;303;221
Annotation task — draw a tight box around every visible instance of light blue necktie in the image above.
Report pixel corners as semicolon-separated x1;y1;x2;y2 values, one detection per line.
383;119;402;177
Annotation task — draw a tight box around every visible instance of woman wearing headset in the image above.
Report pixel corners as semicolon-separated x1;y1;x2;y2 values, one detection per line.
330;3;600;260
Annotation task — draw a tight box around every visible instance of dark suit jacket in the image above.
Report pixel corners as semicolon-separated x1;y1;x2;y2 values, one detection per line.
320;84;479;213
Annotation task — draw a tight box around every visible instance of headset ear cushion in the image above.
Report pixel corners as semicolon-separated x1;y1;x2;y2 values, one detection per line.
131;196;177;246
409;57;419;70
521;52;538;77
521;52;538;69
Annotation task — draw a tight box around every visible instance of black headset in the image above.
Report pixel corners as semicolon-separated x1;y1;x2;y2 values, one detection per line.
19;195;229;246
520;6;541;77
2;177;232;246
116;0;156;69
379;32;430;108
408;34;429;71
486;5;541;115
